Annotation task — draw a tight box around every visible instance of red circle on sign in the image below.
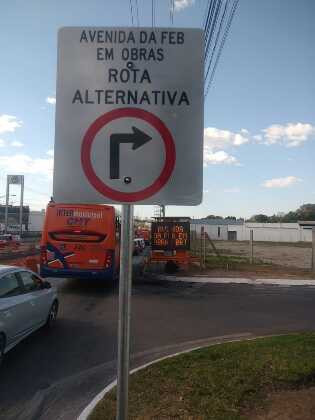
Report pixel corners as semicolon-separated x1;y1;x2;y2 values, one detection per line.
81;108;176;202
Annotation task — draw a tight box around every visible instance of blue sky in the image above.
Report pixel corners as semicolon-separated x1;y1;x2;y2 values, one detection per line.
0;0;314;219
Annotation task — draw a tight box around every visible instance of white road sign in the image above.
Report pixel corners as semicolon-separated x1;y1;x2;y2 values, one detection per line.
8;175;23;185
54;27;204;205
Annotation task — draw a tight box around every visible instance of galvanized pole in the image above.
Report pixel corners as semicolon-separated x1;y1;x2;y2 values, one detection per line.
116;204;134;420
312;227;315;273
19;176;24;237
249;229;254;264
4;176;9;234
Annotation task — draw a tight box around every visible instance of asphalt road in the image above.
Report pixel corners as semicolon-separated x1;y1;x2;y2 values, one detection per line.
1;274;315;420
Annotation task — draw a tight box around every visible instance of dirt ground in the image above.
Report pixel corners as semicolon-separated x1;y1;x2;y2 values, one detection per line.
210;241;313;270
247;387;315;420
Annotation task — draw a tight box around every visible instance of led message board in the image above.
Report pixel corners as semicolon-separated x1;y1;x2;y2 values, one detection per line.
151;221;190;251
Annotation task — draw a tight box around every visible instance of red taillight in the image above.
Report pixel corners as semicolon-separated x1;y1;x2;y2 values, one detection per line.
40;246;47;264
105;251;112;268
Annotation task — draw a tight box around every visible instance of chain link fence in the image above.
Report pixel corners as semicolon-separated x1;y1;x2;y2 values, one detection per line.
190;224;315;273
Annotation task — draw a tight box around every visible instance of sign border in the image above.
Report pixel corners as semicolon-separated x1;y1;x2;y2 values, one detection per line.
81;107;176;202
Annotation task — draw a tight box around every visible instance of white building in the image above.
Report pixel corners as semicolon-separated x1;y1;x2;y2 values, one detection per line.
28;210;45;232
191;219;313;242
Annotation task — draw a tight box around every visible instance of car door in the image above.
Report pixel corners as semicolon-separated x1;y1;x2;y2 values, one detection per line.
0;272;32;347
17;271;51;326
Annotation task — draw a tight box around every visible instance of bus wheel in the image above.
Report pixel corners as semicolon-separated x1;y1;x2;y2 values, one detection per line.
46;300;59;328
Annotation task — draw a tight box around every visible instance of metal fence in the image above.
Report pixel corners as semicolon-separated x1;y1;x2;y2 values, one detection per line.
190;226;315;273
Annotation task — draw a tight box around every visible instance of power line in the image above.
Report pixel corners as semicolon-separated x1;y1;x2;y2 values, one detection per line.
129;0;134;26
205;0;228;81
170;0;173;25
170;0;175;25
152;0;156;27
202;0;211;28
203;0;240;97
205;0;222;61
135;0;140;26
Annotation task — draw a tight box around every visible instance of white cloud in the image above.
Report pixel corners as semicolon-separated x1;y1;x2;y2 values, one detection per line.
204;149;239;166
261;123;315;147
203;189;209;193
224;187;240;193
10;140;23;148
253;134;262;141
0;115;22;134
203;126;247;166
262;176;302;188
46;149;54;157
0;139;5;147
204;127;249;151
46;96;56;105
174;0;194;11
0;154;53;178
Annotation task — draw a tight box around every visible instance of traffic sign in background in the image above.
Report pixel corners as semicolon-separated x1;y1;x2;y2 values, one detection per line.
53;27;204;205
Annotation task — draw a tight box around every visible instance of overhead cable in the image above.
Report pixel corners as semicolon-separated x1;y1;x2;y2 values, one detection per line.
129;0;134;26
205;0;229;81
203;0;239;97
135;0;140;26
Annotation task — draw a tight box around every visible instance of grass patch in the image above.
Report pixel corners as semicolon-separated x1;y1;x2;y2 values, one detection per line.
89;333;315;420
204;255;270;269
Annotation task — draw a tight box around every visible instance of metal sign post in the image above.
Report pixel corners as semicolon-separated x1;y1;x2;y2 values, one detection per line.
53;27;204;420
4;178;9;234
19;176;24;237
117;204;134;420
4;175;24;234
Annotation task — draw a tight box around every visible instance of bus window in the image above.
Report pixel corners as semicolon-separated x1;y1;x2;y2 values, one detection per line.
40;203;119;281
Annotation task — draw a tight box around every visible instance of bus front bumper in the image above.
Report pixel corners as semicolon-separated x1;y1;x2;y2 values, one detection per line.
40;265;115;281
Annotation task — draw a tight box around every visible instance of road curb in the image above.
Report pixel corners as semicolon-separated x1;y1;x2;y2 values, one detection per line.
77;332;273;420
159;275;315;286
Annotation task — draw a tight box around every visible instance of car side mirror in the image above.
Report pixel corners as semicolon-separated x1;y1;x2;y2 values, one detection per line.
42;281;52;289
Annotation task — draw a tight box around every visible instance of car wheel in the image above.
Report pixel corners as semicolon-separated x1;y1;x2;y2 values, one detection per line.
0;334;5;366
46;301;58;328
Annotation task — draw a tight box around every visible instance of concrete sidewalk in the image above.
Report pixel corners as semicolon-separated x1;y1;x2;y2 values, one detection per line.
162;275;315;286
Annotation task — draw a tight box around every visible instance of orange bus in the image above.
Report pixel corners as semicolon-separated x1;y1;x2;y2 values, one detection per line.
40;203;120;281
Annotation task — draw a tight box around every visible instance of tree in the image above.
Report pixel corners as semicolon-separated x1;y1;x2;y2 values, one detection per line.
282;211;298;222
249;214;269;223
296;204;315;221
206;215;223;219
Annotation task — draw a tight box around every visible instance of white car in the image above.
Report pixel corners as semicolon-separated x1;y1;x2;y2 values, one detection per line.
0;266;59;365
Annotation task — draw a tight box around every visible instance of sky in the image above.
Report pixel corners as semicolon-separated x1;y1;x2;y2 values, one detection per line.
0;0;314;219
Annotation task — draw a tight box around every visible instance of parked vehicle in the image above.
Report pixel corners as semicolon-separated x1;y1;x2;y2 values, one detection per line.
133;238;145;255
135;228;150;245
0;266;58;365
40;203;120;281
0;234;20;250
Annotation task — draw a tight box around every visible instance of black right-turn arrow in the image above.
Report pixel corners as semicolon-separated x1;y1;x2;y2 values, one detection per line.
109;126;152;180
